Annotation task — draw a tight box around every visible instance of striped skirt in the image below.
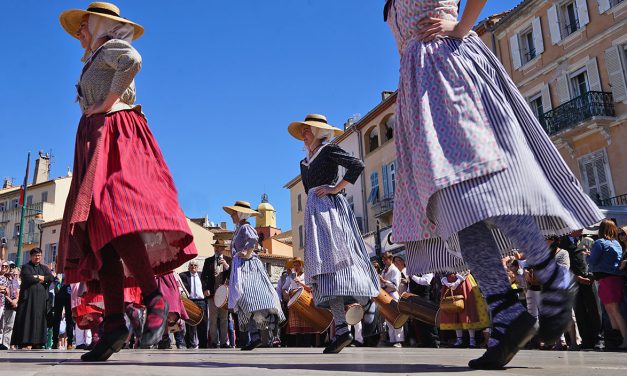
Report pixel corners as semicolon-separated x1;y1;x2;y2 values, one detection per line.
304;192;380;308
58;109;197;283
392;35;603;274
228;254;285;330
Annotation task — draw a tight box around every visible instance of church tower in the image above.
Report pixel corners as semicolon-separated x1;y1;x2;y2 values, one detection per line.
256;193;277;228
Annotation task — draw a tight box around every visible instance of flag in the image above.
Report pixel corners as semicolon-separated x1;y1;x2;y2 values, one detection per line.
19;153;30;206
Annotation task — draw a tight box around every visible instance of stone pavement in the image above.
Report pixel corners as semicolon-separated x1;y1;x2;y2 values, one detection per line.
1;348;626;376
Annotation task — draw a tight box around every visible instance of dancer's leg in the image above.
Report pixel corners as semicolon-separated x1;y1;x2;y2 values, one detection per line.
458;221;537;369
323;297;353;354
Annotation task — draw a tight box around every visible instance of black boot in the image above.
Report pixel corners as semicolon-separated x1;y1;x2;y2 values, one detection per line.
323;325;353;354
533;257;578;343
81;316;129;362
468;291;538;370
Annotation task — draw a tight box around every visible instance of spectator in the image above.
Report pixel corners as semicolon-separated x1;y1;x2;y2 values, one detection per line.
201;239;231;348
587;219;627;350
393;256;409;294
52;274;74;350
561;231;603;350
11;248;54;349
179;260;208;349
0;262;19;350
380;252;404;347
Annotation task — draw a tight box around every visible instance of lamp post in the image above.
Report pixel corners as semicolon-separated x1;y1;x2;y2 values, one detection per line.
15;152;30;265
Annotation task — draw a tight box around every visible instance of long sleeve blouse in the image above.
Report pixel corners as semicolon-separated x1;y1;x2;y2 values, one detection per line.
231;223;259;254
300;144;364;194
77;39;142;114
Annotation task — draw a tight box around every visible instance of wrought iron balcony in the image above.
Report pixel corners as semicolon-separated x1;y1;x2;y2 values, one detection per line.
373;197;394;218
540;91;615;136
599;194;627;207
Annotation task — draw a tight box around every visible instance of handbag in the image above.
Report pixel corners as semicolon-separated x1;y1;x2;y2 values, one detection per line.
439;288;465;313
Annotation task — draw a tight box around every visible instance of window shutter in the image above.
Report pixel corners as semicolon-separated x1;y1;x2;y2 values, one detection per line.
605;46;627;101
586;57;602;91
593;155;611;199
382;165;389;199
532;17;544;55
557;74;571;104
597;0;611;13
576;0;590;26
547;5;562;44
509;34;522;70
541;85;552;111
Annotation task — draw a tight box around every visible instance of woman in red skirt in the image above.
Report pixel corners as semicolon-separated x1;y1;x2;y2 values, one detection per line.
57;2;197;361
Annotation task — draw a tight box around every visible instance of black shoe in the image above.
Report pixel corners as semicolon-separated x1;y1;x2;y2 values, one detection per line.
140;291;169;349
535;260;578;343
220;344;231;349
323;332;353;354
0;344;8;350
81;325;129;362
75;344;87;350
468;291;538;370
241;338;262;351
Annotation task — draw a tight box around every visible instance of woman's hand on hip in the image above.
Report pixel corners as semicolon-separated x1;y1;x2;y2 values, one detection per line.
314;185;338;197
416;17;467;42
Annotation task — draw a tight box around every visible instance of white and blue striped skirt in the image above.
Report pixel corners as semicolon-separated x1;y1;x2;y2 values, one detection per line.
228;254;285;330
304;192;380;308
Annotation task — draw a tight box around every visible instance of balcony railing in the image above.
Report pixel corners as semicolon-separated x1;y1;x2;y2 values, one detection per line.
562;19;580;38
0;201;44;223
599;194;627;207
540;91;615;136
373;197;394;218
523;48;536;63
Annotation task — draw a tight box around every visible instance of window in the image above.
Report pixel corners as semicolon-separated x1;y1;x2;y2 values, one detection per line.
13;223;20;239
11;199;18;209
298;225;303;249
26;195;32;206
41;191;48;203
529;93;544;119
297;194;302;212
570;70;589;98
562;1;580;36
579;150;614;204
367;127;379;153
44;243;58;264
520;28;536;63
384;115;395;141
0;226;5;238
610;0;625;7
382;161;396;199
368;172;379;204
0;202;4;212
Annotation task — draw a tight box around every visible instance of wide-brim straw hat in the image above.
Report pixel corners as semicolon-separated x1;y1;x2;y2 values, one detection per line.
60;2;144;40
288;114;343;141
213;239;228;248
287;257;305;269
223;201;260;216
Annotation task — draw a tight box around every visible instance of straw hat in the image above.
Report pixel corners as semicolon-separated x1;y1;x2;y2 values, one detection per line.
287;257;305;270
223;201;260;216
213;239;228;248
60;2;144;40
288;114;343;141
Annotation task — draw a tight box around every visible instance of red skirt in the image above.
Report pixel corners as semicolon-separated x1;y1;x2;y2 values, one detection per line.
157;272;188;320
58;109;197;283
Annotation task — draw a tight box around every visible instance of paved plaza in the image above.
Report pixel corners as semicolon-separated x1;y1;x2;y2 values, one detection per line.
1;348;626;376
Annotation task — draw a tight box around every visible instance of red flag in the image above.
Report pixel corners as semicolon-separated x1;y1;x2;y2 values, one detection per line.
19;153;30;206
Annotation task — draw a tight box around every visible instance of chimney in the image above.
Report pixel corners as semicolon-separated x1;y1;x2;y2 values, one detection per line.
2;178;12;189
381;91;395;101
33;151;50;185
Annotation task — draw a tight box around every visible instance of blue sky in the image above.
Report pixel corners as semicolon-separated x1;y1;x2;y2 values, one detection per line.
0;1;520;232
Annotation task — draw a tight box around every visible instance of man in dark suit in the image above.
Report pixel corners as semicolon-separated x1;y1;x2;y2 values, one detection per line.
201;239;231;348
560;231;603;350
179;260;208;348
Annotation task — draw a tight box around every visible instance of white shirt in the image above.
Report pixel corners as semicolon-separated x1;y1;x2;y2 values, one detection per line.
189;272;203;299
382;264;401;299
282;271;306;292
411;273;434;286
441;274;464;290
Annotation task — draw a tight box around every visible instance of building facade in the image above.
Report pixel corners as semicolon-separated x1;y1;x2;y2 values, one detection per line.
0;153;72;265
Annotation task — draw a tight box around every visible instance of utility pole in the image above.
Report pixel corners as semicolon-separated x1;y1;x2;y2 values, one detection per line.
16;152;31;265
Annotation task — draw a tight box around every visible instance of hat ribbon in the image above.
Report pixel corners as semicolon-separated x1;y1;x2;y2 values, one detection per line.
87;6;123;18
